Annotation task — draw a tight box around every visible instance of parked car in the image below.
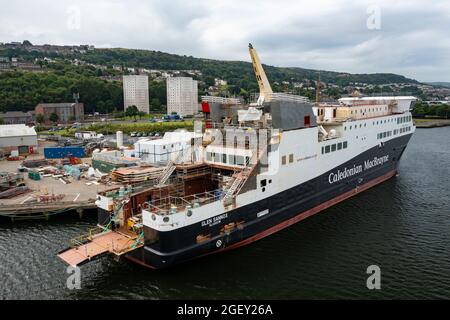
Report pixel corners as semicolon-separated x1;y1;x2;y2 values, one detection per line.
130;132;137;137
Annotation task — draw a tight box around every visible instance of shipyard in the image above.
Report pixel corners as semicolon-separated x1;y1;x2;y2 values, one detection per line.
1;0;450;307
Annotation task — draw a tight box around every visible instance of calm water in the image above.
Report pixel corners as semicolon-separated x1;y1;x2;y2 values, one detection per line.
1;127;449;299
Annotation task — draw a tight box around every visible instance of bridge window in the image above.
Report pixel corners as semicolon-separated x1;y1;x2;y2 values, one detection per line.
282;155;287;165
236;156;245;166
331;144;337;152
337;142;342;150
289;154;294;163
325;145;331;153
343;141;348;149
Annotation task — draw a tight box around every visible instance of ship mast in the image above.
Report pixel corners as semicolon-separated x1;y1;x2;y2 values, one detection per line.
248;43;273;105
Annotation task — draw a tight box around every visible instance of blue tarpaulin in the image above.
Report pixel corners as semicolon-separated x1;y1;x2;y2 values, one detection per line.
44;146;85;159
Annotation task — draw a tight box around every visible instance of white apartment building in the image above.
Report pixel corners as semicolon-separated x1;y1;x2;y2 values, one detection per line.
167;77;199;116
123;75;150;114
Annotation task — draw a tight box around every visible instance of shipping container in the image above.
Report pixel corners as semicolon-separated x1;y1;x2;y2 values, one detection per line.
44;146;86;159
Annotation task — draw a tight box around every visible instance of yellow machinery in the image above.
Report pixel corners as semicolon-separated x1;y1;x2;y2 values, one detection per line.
248;43;273;105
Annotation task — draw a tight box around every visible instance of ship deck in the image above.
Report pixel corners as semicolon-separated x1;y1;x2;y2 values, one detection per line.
58;229;140;267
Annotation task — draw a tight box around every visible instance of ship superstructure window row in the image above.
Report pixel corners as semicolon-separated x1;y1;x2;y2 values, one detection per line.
378;126;411;139
377;131;392;139
206;152;249;166
397;115;412;124
321;141;348;154
400;126;412;134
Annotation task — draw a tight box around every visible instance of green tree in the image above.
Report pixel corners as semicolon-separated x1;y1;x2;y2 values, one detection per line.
138;111;146;119
125;105;139;120
36;113;45;124
49;112;59;124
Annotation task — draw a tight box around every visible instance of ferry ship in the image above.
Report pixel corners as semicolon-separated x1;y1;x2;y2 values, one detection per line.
58;44;416;269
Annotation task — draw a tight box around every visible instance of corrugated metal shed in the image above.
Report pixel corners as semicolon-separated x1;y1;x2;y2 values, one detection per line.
0;124;38;149
0;124;37;137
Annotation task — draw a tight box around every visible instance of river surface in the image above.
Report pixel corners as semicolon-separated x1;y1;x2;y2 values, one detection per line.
1;127;449;299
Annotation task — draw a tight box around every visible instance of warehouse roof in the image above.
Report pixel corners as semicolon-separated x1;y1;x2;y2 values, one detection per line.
0;111;33;117
0;124;37;137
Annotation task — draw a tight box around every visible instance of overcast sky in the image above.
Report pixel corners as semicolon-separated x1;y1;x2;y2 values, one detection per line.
1;0;449;82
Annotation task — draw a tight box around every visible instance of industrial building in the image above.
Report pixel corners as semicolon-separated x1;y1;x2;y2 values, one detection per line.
167;77;199;116
0;124;38;154
123;75;150;114
0;111;34;124
35;103;84;124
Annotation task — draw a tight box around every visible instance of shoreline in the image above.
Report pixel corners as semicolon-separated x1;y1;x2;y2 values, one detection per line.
414;119;450;128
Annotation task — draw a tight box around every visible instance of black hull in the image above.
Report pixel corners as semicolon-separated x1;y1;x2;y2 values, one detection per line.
125;134;413;269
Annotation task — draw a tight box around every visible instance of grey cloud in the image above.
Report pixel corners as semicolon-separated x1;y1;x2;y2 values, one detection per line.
0;0;448;82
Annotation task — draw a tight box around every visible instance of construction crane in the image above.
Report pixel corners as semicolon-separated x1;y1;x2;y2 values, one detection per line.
248;43;273;105
316;72;321;106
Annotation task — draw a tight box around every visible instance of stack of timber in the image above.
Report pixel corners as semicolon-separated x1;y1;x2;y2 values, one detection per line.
111;166;164;184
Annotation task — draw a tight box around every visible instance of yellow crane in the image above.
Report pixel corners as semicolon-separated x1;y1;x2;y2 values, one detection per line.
248;43;273;105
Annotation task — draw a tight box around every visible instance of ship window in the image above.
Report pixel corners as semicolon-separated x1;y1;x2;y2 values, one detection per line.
325;145;331;153
337;142;342;150
289;154;294;163
260;179;267;187
214;153;220;162
269;179;272;184
236;156;245;166
228;155;235;165
245;136;250;150
344;127;346;131
343;141;348;149
206;152;212;161
246;156;250;165
321;146;324;154
331;144;337;152
222;154;227;163
282;155;286;165
304;116;311;126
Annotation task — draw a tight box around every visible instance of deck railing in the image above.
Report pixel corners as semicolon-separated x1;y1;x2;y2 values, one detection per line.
142;190;223;215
